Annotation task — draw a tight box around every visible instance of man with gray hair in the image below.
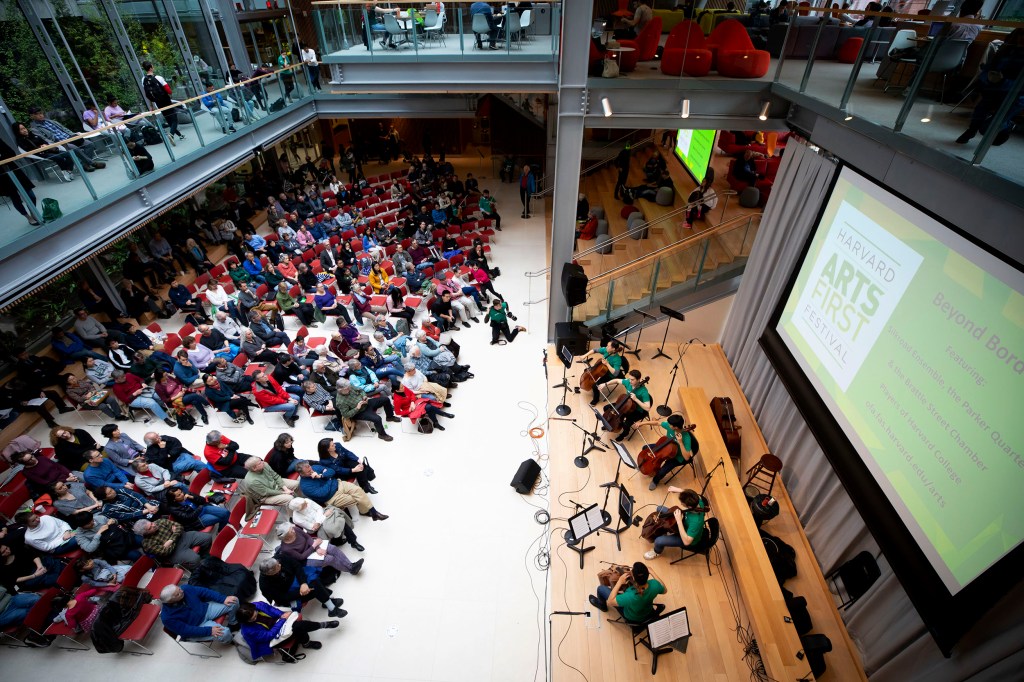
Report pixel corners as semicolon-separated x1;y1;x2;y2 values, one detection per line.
212;311;243;344
346;358;391;399
310;359;341;392
243;456;302;508
159;584;239;643
334;378;399;442
211;356;254;393
133;517;212;569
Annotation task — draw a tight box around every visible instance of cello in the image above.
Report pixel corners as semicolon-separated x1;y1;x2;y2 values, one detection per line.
637;422;696;476
640;499;711;541
602;376;651;432
578;358;609;392
710;396;742;460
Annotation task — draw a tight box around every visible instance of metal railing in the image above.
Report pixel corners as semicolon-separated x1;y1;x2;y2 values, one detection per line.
532;135;656;199
533;130;653;194
524;189;737;279
579;212;761;324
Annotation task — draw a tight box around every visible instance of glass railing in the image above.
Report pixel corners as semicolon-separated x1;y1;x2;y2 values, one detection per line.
311;0;561;62
596;8;1022;187
771;9;1023;186
0;63;312;250
576;213;759;324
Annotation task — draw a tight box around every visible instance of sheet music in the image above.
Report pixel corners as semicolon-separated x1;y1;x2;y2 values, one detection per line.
647;608;690;649
569;504;608;541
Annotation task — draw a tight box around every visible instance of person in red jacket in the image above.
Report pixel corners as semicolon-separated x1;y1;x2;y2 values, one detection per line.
203;431;252;479
110;369;176;426
251;370;300;427
392;386;453;432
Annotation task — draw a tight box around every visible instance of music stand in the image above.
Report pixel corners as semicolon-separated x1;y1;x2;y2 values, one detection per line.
625;310;656;359
563;502;608;570
554;346;574;416
653;307;685;361
599;442;638;548
639;606;692;674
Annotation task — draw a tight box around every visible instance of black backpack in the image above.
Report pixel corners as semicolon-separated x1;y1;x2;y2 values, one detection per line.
142;126;163;146
143;74;167;106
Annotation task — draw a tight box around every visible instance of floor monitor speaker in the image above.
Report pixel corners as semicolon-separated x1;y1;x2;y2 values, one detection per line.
555;321;590;358
511;459;542;494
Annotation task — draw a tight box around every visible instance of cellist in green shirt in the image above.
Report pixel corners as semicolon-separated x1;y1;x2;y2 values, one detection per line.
583;340;625;405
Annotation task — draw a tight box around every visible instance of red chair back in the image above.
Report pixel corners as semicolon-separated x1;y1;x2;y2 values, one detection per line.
189;468;211;495
211;525;235;559
708;18;755;51
665;20;708;51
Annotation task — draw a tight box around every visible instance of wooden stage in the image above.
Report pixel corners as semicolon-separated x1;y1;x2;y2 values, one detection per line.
545;343;867;682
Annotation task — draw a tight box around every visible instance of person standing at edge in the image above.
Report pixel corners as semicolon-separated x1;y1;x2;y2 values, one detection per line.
518;164;535;219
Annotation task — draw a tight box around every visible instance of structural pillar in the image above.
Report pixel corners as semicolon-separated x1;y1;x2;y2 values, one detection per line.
545;0;592;341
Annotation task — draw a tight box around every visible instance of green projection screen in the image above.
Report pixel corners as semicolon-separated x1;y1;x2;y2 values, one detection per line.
761;165;1024;653
673;129;716;184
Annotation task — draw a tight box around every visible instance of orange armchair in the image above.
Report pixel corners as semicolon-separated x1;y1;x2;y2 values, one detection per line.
707;19;770;78
660;20;713;76
618;17;662;71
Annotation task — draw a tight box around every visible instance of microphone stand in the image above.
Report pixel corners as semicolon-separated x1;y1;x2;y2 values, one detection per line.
701;457;729;497
552;360;573;416
625;310;656;359
656;340;693;417
553;418;606;467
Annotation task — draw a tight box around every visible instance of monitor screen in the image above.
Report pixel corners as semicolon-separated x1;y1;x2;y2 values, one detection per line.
618;485;634;523
673;129;716;184
761;164;1024;652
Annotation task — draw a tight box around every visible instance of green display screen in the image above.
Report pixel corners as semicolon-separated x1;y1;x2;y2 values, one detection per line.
673;129;716;184
777;167;1024;594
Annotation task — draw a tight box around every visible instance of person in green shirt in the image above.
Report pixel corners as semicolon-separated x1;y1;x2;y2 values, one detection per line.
589;561;667;624
583;340;625;405
478;189;501;230
601;369;653;441
487;299;525;345
644;487;708;560
637;413;699;490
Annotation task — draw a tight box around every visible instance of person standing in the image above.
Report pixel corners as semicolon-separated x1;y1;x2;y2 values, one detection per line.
300;43;321;91
518;164;536;218
614;143;632;200
141;61;185;144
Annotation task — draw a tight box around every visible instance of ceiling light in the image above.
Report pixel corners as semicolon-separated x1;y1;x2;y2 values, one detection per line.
758;101;770;121
601;97;613;117
680;98;690;119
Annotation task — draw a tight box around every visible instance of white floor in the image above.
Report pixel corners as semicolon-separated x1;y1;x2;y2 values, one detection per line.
2;166;552;681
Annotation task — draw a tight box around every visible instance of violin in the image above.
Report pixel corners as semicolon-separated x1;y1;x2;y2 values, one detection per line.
637;423;696;477
602;376;650;432
578;358;609;392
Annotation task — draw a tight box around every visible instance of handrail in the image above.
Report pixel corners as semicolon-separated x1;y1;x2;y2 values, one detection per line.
523;190;738;278
532;135;655;199
587;213;760;287
0;63;305;170
534;130;651;189
797;6;1022;30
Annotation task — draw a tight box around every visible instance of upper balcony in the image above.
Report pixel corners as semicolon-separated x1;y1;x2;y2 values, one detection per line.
311;1;562;91
582;7;1023;206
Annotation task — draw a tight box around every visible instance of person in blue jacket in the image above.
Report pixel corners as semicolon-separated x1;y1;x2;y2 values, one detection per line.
159;584;239;643
518;163;536;218
236;600;338;659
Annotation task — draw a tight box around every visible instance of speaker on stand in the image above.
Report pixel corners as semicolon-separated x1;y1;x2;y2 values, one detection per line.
560;262;589;308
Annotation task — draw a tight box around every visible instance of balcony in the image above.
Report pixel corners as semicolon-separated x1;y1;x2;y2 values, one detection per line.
311;1;562;91
586;9;1023;201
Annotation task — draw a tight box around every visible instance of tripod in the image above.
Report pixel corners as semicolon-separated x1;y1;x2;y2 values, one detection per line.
652;306;686;361
598;459;631;550
625;311;655;359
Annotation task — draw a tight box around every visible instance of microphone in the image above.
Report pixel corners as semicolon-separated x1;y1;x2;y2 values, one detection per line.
598;482;618;488
551;611;590;616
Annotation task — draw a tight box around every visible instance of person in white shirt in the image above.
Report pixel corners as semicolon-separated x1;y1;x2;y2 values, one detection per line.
287;497;363;549
300;43;321;91
212;310;244;343
19;512;78;554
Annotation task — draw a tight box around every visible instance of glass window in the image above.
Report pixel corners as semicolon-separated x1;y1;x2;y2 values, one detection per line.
0;3;75;127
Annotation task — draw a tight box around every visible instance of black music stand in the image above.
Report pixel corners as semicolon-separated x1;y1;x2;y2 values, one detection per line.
652;307;685;361
599;442;638;549
553;346;574;416
637;606;691;674
563;502;608;570
625;309;655;359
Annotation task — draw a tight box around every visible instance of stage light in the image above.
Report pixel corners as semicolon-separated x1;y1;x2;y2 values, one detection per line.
601;97;613;117
680;98;690;119
758;101;770;121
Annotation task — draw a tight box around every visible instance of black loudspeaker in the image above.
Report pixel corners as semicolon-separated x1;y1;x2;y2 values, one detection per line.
511;459;542;494
555;322;590;359
561;262;588;307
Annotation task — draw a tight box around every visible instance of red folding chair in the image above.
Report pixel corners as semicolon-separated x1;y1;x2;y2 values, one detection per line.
123;555;184;600
1;587;59;647
211;526;262;569
119;603;161;655
228;501;278;547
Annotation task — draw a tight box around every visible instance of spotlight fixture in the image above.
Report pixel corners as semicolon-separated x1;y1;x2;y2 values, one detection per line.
601;97;613;117
680;98;690;119
758;101;770;121
920;105;933;123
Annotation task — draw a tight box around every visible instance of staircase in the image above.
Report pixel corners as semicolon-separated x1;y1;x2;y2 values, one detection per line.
576;213;760;323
